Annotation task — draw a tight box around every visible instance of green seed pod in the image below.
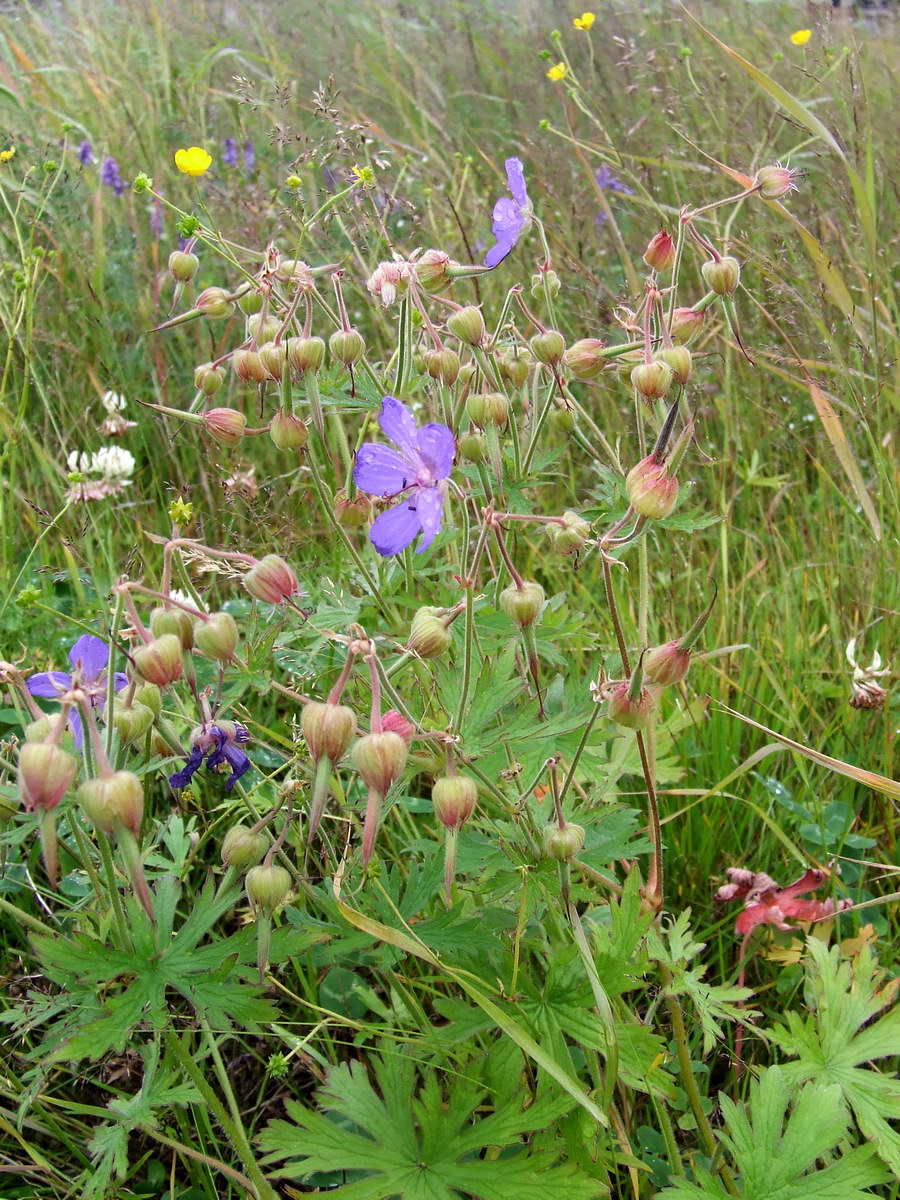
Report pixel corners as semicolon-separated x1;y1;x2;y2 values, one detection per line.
432;775;477;829
547;510;591;555
655;346;692;385
565;338;607;381
408;607;452;659
301;701;357;765
203;408;246;447
270;409;309;450
286;335;326;375
446;306;486;347
423;348;461;386
168;250;199;282
194;612;238;662
330;328;366;366
194;362;225;395
630;360;673;401
458;432;488;463
133;683;162;718
221;824;268;870
111;702;155;743
151;605;195;649
232;348;269;384
132;634;183;686
246;314;281;344
196;287;233;319
258;341;286;381
529;330;566;367
238;290;264;316
18;742;77;812
243;555;298;605
626;456;679;520
701;256;740;296
466;392;509;429
498;350;531;389
542;821;586;860
351;731;408;794
77;770;144;838
24;716;53;743
245;863;292;915
499;580;544;628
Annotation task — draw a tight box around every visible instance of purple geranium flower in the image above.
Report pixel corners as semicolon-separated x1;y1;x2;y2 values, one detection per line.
243;140;255;170
77;140;94;166
222;136;239;167
595;165;633;195
169;722;251;792
485;156;531;269
27;634;128;748
354;396;455;556
100;156;125;196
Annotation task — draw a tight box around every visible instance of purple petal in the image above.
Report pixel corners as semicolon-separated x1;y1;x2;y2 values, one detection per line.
369;497;422;556
68;635;109;682
68;710;85;750
491;196;524;240
27;671;73;699
415;487;443;553
378;396;419;457
416;424;455;480
113;672;129;691
485;238;516;269
505;157;528;208
169;746;205;789
354;444;414;496
222;743;252;791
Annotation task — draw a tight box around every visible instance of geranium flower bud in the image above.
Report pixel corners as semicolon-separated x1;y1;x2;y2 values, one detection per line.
547;510;591;554
381;709;415;745
499;580;544;628
466;392;509;429
270;410;309;451
630;359;673;401
531;268;561;299
542;821;586;860
238;290;264;316
549;405;576;433
754;164;801;199
221;824;267;870
258;341;286;381
18;742;77;812
111;701;155;743
196;286;233;319
134;683;162;718
415;249;454;291
330;328;366;366
133;634;183;685
203;407;246;447
458;432;488;463
446;305;486;347
642;230;675;272
530;330;566;366
498;349;532;389
668;307;706;344
286;335;326;374
194;362;225;395
565;338;607;381
423;348;460;386
245;863;292;915
626;456;679;519
701;256;741;296
168;250;199;282
243;555;299;605
643;640;691;686
607;680;654;729
194;612;238;662
301;701;357;765
655;346;692;385
367;260;410;307
351;731;408;794
77;770;144;838
151;605;195;649
408;606;453;658
432;775;477;830
334;489;372;527
232;348;269;384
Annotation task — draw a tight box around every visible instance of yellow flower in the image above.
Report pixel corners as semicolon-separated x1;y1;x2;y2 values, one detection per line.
546;62;568;82
168;497;194;526
351;164;375;187
573;12;595;30
174;146;212;177
0;147;16;163
790;29;812;46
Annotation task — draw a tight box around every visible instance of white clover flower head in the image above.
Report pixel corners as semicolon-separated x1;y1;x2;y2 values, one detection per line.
845;637;890;710
92;445;136;484
100;390;127;413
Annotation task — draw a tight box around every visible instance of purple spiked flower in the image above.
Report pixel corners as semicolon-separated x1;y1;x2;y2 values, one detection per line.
27;634;128;748
169;722;252;792
222;137;239;167
77;140;94;166
484;157;531;269
100;156;125;196
354;396;455;556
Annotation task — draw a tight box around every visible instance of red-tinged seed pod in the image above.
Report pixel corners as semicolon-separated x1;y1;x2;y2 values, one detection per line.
302;701;357;765
415;249;453;291
221;824;267;870
668;306;707;344
655;346;692;385
232;348;269;384
630;359;674;401
246;314;281;344
466;392;509;429
133;634;183;686
243;555;299;605
423;348;461;386
194;362;225;395
151;605;195;649
626;456;679;520
203;408;246;447
530;330;566;367
701;256;741;296
196;286;233;319
607;681;654;729
77;770;144;838
498;350;532;389
754;164;801;199
286;335;325;374
542;821;586;860
351;731;408;794
499;580;545;628
258;341;286;381
432;775;477;830
547;510;591;555
245;863;292;915
408;606;453;658
565;338;607;381
238;290;264;316
194;612;238;662
381;709;415;746
446;306;485;347
642;230;675;272
168;250;199;282
643;640;692;686
334;489;372;527
270;410;309;451
111;701;155;743
17;742;77;812
330;328;366;366
458;432;488;463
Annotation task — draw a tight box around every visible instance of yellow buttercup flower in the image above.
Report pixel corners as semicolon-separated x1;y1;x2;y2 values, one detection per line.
351;164;375;187
790;29;812;46
573;12;595;30
0;147;16;163
174;146;212;177
546;62;568;82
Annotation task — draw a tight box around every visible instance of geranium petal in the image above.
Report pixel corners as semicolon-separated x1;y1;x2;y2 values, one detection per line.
369;497;422;556
68;634;109;681
113;672;129;691
416;424;455;479
491;196;524;240
27;671;72;699
378;395;419;457
68;710;84;750
415;487;443;553
354;444;414;495
485;238;517;269
169;746;205;789
505;156;528;208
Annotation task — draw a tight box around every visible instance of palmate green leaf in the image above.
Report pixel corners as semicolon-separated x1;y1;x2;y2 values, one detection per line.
768;938;900;1174
658;1067;888;1199
259;1050;606;1199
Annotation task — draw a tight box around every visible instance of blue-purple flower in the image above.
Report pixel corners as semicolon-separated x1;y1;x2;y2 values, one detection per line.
77;140;94;166
354;396;455;556
100;156;125;196
222;137;239;167
485;157;531;269
169;722;252;792
243;140;255;171
594;165;633;195
27;634;128;748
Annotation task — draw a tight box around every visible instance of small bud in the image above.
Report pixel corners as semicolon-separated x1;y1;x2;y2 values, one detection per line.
607;680;654;729
18;742;77;812
630;359;674;401
245;863;292;915
643;640;691;686
530;330;566;367
243;555;299;605
565;338;607;381
408;606;453;658
232;348;269;384
458;432;488;463
270;410;309;450
542;821;586;860
258;341;286;381
77;770;144;837
168;250;199;282
381;709;415;745
446;305;486;347
701;256;741;296
351;731;408;793
221;824;268;870
286;335;326;374
626;456;679;519
642;230;675;272
194;362;225;395
655;346;692;385
196;286;233;319
238;290;264;316
334;489;372;527
151;605;195;649
302;701;357;765
203;408;246;447
466;392;509;429
330;328;366;366
194;612;238;662
499;580;544;628
415;249;454;291
531;268;561;298
423;348;460;386
668;306;707;344
754;164;801;199
547;510;591;554
432;775;477;830
111;701;155;743
133;634;183;685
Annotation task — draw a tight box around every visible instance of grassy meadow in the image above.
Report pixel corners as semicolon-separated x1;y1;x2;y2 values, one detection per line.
0;0;898;1196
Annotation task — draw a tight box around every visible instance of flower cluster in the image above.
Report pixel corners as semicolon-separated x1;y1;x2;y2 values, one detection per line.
66;445;136;500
